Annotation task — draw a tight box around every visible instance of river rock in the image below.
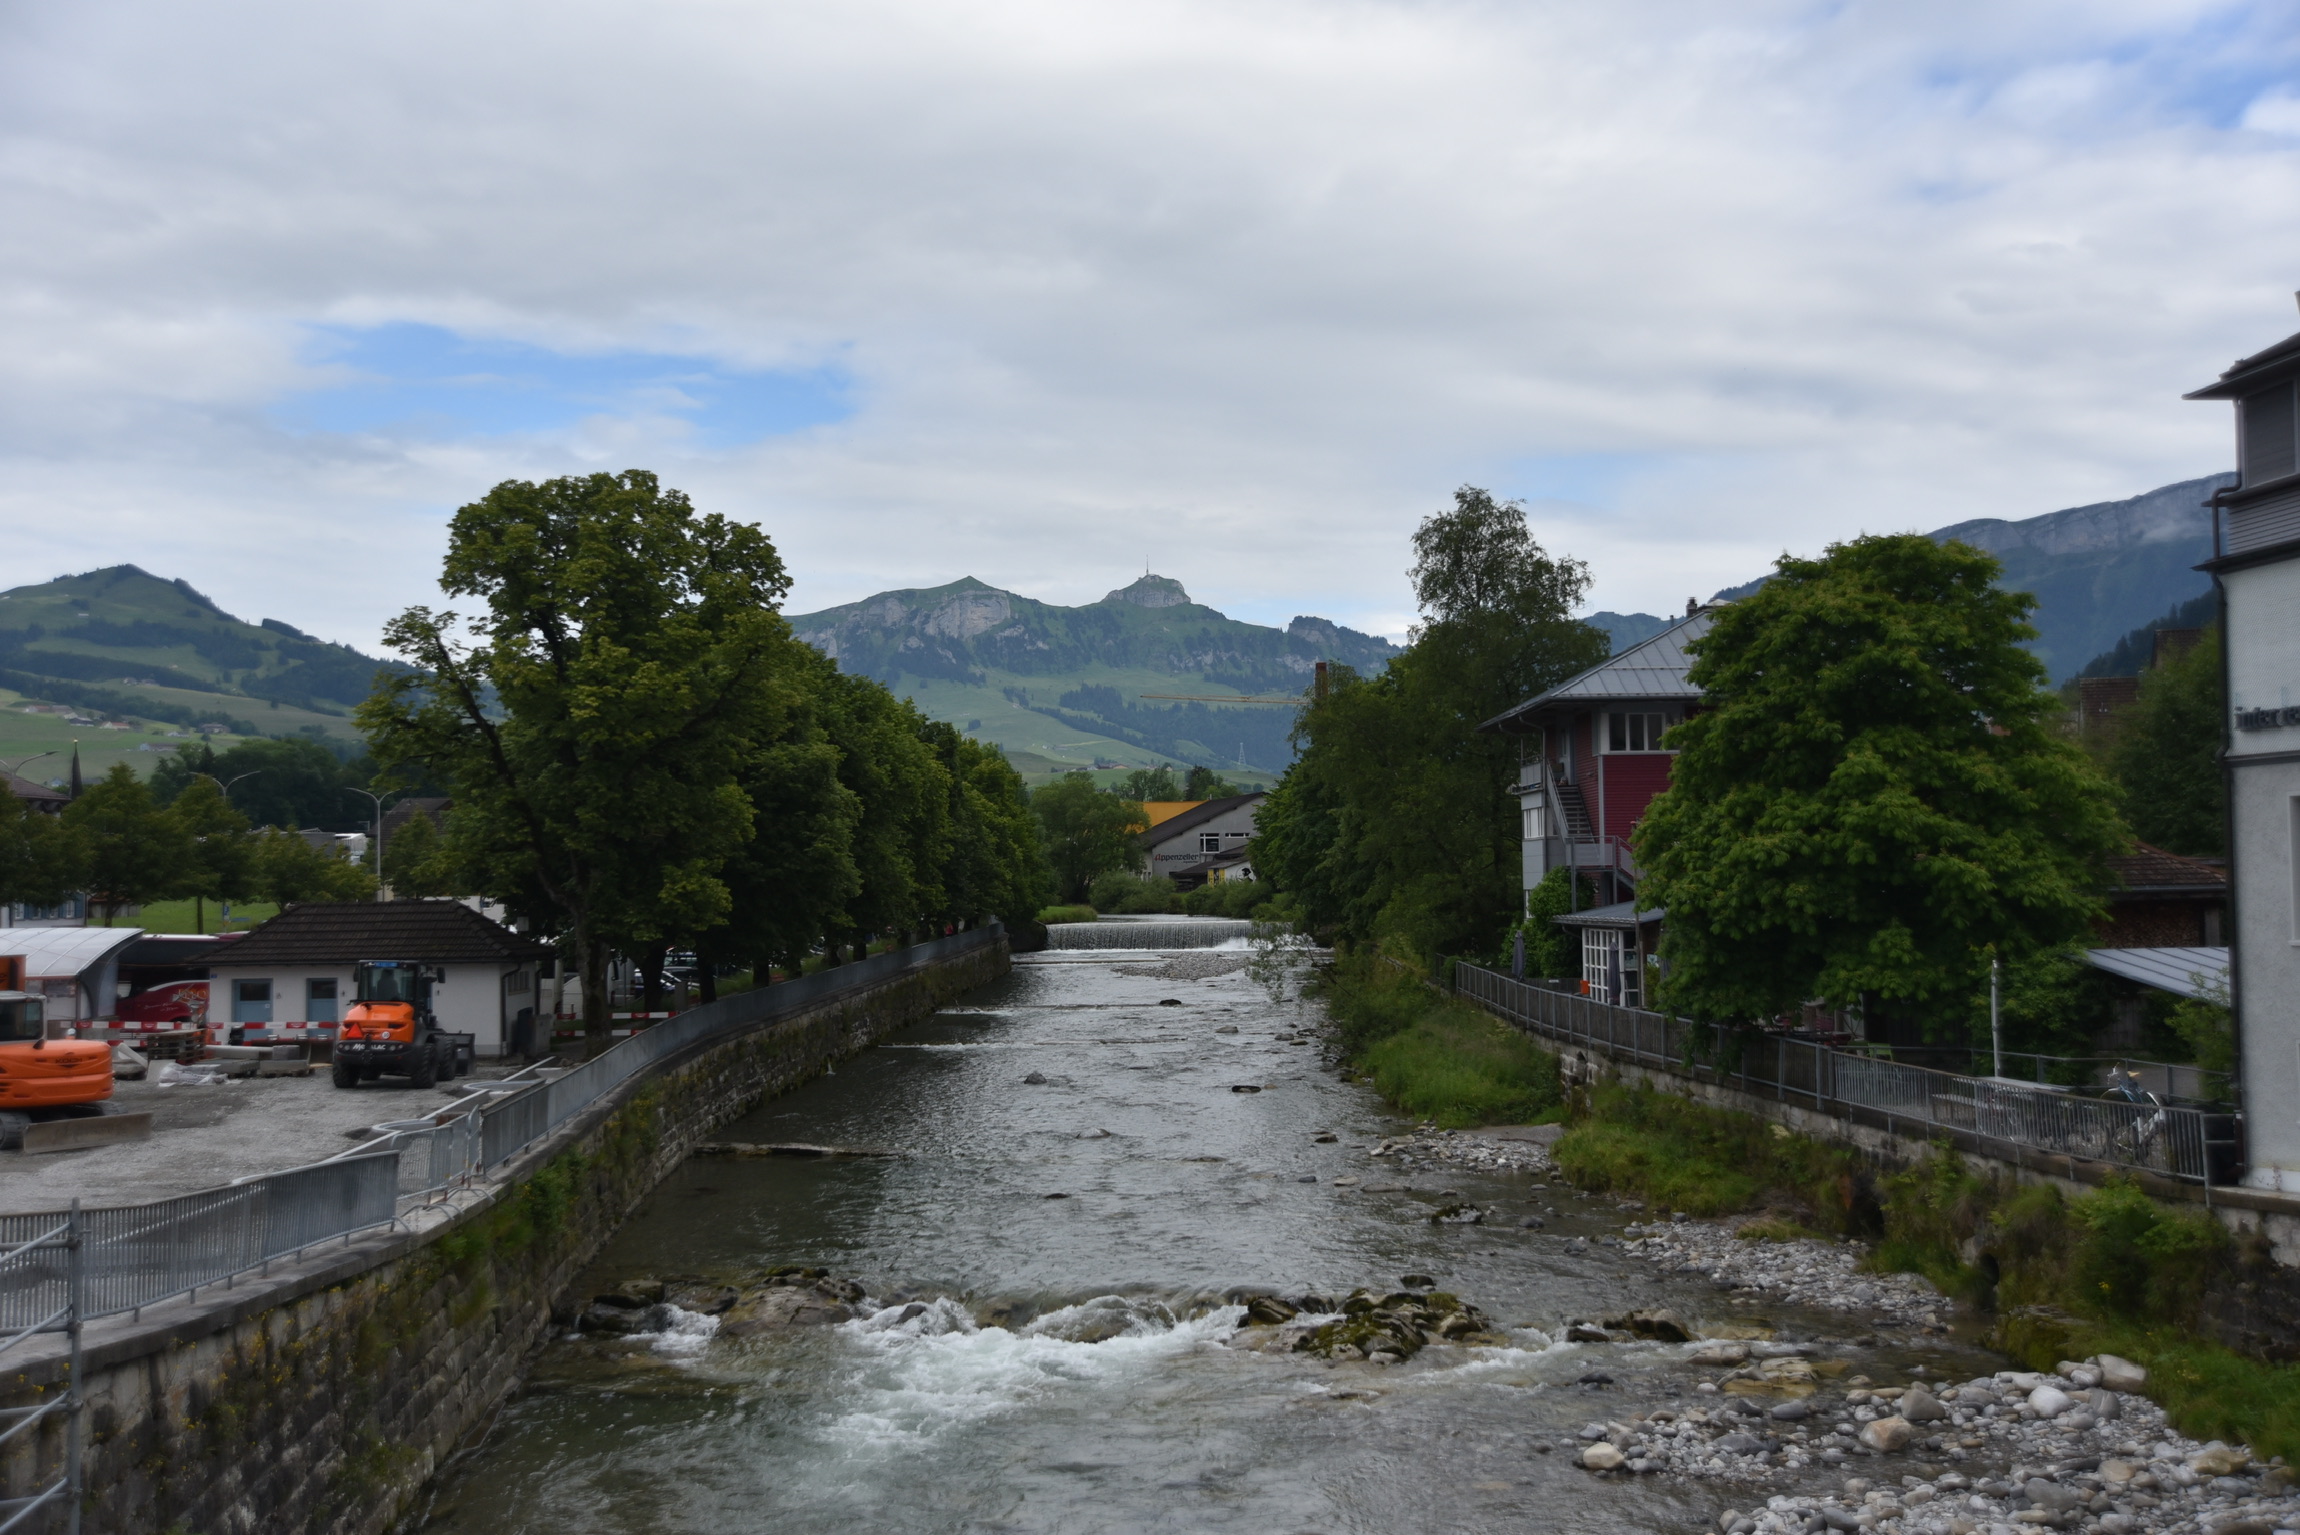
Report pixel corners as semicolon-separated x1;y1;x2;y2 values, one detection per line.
2191;1441;2250;1476
1690;1340;1750;1366
1582;1443;1626;1470
1245;1295;1299;1325
718;1284;857;1336
2096;1353;2148;1391
2099;1458;2136;1484
1609;1308;1692;1342
579;1302;650;1335
2027;1384;2073;1418
1899;1386;1948;1423
1769;1400;1810;1421
1857;1415;1913;1451
1023;1071;1049;1084
662;1282;740;1315
2023;1477;2080;1514
1566;1323;1611;1343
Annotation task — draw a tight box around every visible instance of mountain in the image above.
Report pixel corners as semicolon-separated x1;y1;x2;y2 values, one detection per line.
788;574;1399;776
1700;474;2229;682
1585;610;1677;653
0;565;400;738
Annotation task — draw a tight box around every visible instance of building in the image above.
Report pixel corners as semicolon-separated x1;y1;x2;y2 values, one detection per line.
2189;313;2300;1192
204;900;552;1057
0;925;146;1024
2097;843;2227;949
1479;605;1714;910
1138;792;1267;887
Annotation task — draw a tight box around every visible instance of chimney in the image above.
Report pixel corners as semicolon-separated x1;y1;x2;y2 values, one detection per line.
1314;661;1328;703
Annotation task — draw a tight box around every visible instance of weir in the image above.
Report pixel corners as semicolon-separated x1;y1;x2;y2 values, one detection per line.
1041;917;1253;949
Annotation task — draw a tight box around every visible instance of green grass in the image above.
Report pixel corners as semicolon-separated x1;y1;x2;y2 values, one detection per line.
1314;947;1561;1128
1551;1080;1873;1226
1037;904;1097;924
122;898;282;933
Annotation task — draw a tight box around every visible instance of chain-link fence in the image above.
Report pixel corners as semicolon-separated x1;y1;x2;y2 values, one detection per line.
1454;963;2232;1184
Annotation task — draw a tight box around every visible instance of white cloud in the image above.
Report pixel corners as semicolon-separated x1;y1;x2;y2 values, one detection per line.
2243;89;2300;135
0;0;2294;647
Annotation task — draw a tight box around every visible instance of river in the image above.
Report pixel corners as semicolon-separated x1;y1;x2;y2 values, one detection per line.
420;934;2000;1535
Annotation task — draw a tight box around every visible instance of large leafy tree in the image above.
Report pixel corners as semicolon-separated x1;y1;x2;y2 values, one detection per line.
1032;772;1147;902
63;764;196;923
2108;627;2224;857
921;721;1049;933
0;794;78;915
816;671;952;959
1635;533;2127;1035
360;471;794;1052
250;828;378;904
171;776;256;932
152;736;366;831
1254;486;1608;960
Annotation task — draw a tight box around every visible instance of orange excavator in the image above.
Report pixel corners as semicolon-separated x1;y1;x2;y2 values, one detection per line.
333;961;472;1089
0;955;126;1152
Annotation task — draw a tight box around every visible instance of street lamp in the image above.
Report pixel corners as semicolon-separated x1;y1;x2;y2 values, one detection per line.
0;750;57;784
343;787;390;901
196;769;264;801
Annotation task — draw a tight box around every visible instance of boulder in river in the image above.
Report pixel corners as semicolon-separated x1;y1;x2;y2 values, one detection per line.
2096;1353;2148;1391
1295;1288;1492;1360
1607;1308;1691;1342
1581;1443;1625;1471
1856;1415;1913;1451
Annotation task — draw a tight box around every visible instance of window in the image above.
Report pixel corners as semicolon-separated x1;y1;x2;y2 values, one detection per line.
1607;712;1668;752
1523;806;1539;841
12;897;82;922
233;979;273;1025
1199;832;1222;853
306;978;338;1024
2244;382;2298;486
1579;927;1644;1007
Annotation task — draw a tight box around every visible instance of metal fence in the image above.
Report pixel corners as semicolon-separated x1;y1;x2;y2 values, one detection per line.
471;925;1004;1172
0;925;1006;1335
1454;963;2231;1185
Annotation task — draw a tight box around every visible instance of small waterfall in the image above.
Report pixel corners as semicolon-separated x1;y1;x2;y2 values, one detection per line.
1044;919;1254;950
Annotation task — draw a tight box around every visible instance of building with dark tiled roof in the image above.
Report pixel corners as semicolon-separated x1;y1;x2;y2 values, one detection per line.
1137;793;1267;888
2098;842;2226;949
205;901;552;1056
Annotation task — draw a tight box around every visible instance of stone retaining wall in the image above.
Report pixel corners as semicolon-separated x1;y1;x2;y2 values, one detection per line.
0;936;1008;1535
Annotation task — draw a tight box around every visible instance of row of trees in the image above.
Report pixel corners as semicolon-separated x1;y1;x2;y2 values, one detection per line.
359;472;1051;1051
0;764;375;923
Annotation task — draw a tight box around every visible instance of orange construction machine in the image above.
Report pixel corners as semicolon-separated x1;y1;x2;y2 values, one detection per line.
333;961;474;1089
0;955;125;1152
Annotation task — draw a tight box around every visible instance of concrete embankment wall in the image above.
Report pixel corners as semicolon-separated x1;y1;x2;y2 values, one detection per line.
0;935;1008;1535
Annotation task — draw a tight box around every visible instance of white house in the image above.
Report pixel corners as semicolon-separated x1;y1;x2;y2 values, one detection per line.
2189;311;2300;1192
204;900;552;1058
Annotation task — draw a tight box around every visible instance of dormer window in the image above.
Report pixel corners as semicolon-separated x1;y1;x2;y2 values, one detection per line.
2242;381;2297;485
1605;711;1670;752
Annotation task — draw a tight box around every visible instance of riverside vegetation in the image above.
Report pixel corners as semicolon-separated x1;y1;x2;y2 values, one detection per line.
1314;945;2300;1464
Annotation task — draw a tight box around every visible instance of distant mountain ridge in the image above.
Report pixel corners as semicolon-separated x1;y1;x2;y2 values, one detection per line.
789;574;1399;774
1596;474;2229;680
0;565;405;732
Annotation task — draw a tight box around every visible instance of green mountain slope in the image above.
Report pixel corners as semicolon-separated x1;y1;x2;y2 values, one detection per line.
788;574;1400;776
0;565;402;739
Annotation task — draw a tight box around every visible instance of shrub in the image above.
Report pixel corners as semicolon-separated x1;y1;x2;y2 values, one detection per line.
1037;904;1098;925
1086;871;1184;914
1552;1081;1874;1230
1183;879;1267;918
1359;1007;1561;1129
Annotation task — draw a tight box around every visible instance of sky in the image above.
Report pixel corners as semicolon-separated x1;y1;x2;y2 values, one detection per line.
3;0;2297;649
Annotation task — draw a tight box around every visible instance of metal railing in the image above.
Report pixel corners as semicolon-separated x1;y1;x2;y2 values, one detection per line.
472;925;1004;1170
1455;963;2231;1185
0;1206;80;1534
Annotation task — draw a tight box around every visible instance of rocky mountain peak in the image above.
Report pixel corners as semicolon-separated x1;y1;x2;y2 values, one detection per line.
1102;574;1193;609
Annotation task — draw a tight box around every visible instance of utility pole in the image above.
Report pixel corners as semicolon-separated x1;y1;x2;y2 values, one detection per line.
343;787;389;900
1989;950;2003;1080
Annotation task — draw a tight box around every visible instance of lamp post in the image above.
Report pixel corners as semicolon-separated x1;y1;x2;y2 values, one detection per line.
1989;950;2003;1080
0;750;57;783
342;788;389;900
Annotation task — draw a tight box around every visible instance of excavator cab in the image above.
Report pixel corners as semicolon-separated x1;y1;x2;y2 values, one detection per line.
0;981;128;1152
334;961;453;1089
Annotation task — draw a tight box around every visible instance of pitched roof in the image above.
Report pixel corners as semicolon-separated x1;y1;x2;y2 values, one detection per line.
2106;842;2227;895
1137;792;1267;848
211;901;552;966
4;773;68;807
2085;946;2227;999
1550;900;1665;930
1480;608;1717;732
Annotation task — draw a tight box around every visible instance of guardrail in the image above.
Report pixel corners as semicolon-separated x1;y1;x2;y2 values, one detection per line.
0;925;1005;1342
1454;963;2235;1185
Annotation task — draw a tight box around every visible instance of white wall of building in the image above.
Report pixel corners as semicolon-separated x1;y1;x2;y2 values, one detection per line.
205;961;537;1056
2227;556;2300;1190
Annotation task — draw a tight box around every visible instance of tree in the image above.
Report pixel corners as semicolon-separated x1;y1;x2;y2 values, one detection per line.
153;736;364;831
63;764;195;923
1183;765;1241;799
1634;534;2128;1036
1120;766;1181;802
816;670;951;957
1032;772;1147;902
921;722;1050;932
250;828;377;904
0;795;78;915
170;776;255;933
360;471;795;1053
2108;628;2224;857
1254;487;1608;960
380;809;456;899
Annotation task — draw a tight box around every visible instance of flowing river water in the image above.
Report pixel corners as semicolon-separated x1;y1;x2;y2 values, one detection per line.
422;935;2002;1535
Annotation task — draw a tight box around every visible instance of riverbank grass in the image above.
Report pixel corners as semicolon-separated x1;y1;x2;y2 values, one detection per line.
1316;949;1560;1128
1552;1080;1870;1226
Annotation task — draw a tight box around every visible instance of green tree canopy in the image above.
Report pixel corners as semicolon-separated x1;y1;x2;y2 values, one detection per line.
1254;487;1608;959
360;470;796;1050
1634;533;2127;1033
2107;627;2224;857
64;764;195;923
0;794;78;914
817;670;951;957
170;775;256;928
152;736;367;831
380;809;458;899
250;828;377;904
1120;766;1181;802
1182;765;1242;799
1032;772;1146;902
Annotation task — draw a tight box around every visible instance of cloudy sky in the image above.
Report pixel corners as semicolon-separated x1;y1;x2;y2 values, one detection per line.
4;0;2296;647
